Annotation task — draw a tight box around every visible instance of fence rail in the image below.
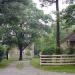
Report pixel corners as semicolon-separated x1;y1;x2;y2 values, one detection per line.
40;54;75;65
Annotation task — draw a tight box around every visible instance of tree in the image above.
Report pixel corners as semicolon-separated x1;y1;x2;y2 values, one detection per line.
0;45;5;62
0;0;51;60
39;0;60;48
62;4;75;28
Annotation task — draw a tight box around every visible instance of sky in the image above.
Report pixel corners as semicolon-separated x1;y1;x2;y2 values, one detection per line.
32;0;69;20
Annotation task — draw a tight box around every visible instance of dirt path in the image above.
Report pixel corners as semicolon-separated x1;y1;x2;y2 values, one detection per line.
0;60;75;75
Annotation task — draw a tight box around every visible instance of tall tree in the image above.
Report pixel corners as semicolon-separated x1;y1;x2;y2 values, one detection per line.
56;0;60;48
0;0;51;60
39;0;60;48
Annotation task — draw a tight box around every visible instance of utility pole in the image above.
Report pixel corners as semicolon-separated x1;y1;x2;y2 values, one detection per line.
56;0;60;48
40;0;60;48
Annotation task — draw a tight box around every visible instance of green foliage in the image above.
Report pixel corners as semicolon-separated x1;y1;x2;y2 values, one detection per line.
3;35;18;46
42;47;55;55
0;59;12;68
0;0;52;60
0;0;51;47
63;4;75;28
42;47;64;55
73;29;75;32
65;47;75;54
34;30;56;55
0;45;5;62
55;48;63;54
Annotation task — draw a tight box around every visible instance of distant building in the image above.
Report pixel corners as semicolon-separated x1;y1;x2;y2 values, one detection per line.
61;31;75;49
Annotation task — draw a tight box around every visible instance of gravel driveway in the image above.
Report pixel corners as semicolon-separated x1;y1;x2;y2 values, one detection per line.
0;60;75;75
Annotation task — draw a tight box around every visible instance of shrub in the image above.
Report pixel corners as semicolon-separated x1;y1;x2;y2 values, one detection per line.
55;48;63;54
42;47;55;55
0;45;5;62
41;47;64;55
65;47;75;54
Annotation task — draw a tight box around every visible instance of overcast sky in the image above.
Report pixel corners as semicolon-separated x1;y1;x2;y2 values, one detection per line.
33;0;68;13
32;0;69;19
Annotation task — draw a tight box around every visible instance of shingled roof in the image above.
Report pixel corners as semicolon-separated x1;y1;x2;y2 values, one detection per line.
63;31;75;42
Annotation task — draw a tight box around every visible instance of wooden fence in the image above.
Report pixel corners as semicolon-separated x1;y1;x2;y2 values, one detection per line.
40;54;75;65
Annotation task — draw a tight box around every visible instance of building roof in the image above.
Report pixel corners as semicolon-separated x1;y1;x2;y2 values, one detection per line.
63;31;75;42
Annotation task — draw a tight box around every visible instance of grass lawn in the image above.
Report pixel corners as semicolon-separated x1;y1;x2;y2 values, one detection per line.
0;59;12;68
31;57;75;73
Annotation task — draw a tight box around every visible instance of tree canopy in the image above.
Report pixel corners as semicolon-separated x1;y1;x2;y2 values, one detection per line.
62;4;75;28
0;0;52;60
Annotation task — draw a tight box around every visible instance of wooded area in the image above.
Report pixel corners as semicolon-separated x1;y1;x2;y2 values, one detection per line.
0;0;75;65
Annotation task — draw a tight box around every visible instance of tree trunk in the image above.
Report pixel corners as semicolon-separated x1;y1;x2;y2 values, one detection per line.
6;50;9;60
56;0;60;48
19;48;23;60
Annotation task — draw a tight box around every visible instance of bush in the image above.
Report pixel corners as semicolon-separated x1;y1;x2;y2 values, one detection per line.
55;48;63;54
41;47;64;55
65;47;75;54
0;45;5;62
42;47;55;55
